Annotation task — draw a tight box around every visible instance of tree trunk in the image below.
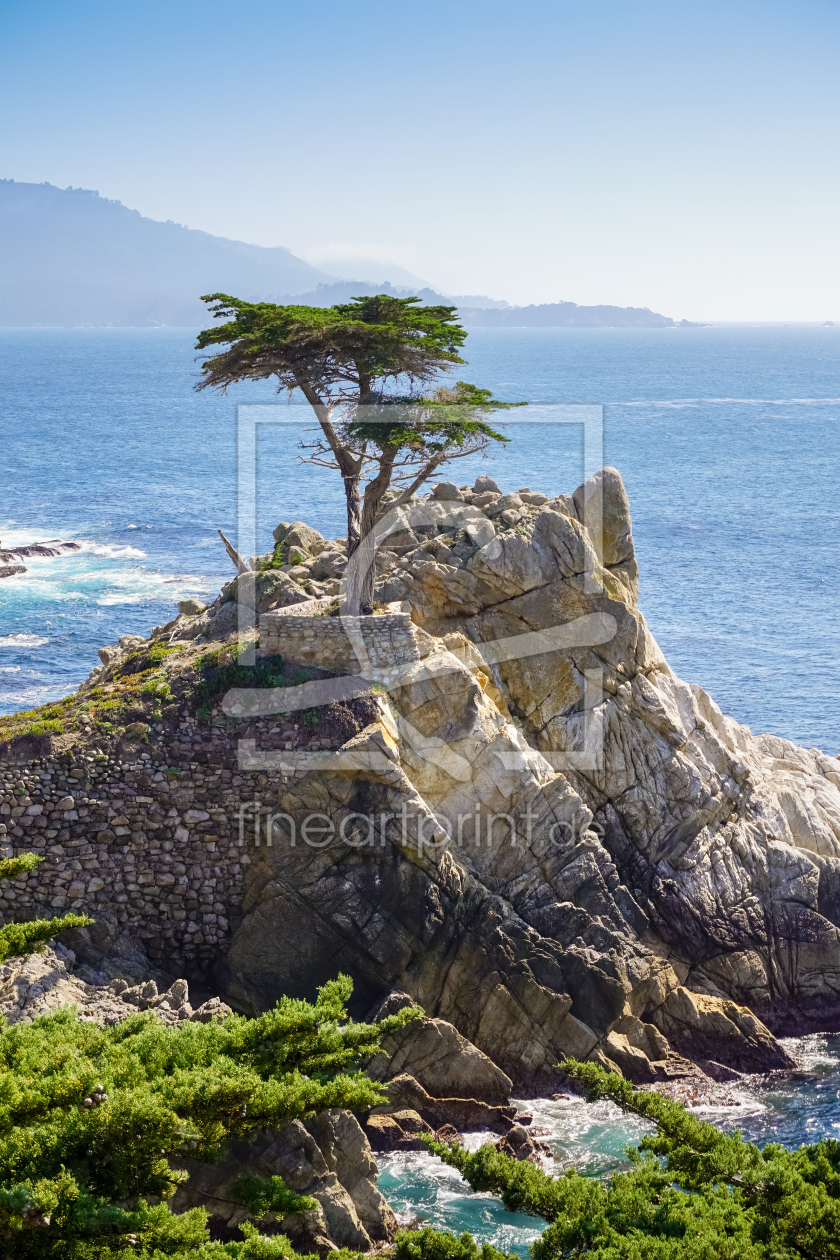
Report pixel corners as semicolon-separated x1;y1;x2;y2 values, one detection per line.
346;445;398;615
294;380;363;567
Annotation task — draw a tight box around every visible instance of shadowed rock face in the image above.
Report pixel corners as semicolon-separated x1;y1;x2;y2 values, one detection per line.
214;467;840;1085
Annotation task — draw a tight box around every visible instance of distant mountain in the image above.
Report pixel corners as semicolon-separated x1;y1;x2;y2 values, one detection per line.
300;256;433;288
0;180;332;326
274;280;510;310
458;301;702;328
0;181;695;328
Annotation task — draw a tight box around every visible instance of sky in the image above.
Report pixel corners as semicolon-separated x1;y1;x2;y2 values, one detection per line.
1;0;838;321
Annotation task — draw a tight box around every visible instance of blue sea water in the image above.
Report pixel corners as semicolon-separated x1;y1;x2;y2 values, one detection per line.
2;323;839;746
2;323;840;1245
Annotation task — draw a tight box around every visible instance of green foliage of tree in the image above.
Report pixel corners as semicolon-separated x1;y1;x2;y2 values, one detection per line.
395;1226;515;1260
410;1058;840;1260
231;1174;316;1220
0;910;419;1260
195;294;521;611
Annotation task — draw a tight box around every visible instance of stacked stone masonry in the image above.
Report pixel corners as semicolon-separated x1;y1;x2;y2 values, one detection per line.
0;746;265;978
0;606;423;980
260;600;421;679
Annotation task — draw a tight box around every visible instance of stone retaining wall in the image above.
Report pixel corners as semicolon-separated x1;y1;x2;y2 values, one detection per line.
0;607;423;982
0;742;266;978
260;600;420;680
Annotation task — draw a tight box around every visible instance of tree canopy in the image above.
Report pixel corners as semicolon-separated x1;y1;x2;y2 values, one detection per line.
0;849;419;1258
195;293;468;406
196;294;521;611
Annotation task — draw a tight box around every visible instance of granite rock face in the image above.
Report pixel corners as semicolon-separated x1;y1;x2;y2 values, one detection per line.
217;467;840;1083
171;1110;395;1251
363;1005;513;1104
4;466;839;1092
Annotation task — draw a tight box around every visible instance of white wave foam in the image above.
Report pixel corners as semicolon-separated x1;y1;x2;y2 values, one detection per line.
622;397;840;407
86;544;147;559
0;634;49;649
98;593;154;605
0;666;21;673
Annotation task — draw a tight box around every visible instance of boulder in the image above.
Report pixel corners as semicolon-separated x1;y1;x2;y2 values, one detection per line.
171;1111;394;1251
364;1015;512;1105
274;521;326;556
222;570;310;614
648;986;794;1074
432;482;463;501
364;1109;432;1152
310;548;348;578
465;517;496;547
371;1073;515;1134
364;1113;423;1152
484;492;524;519
473;475;501;493
496;1123;547;1162
204;601;255;641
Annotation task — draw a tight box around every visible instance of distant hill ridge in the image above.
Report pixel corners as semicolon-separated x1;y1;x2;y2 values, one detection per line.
456;301;702;328
0;180;696;327
0;180;331;326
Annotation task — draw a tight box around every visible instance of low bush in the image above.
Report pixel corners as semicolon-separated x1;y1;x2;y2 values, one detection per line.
0;842;421;1259
411;1057;840;1260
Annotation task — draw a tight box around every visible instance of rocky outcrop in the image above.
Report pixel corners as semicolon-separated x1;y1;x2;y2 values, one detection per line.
4;466;840;1091
370;1073;516;1134
0;539;81;562
171;1110;395;1252
212;468;840;1082
0;942;231;1028
363;1001;513;1104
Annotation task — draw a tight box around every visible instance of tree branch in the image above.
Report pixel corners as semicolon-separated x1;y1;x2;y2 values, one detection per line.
218;530;250;575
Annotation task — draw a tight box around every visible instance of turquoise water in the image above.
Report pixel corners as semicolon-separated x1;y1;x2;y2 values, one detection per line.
2;324;839;747
378;1034;840;1256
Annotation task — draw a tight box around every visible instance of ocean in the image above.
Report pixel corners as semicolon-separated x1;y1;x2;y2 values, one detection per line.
2;324;839;747
2;323;840;1245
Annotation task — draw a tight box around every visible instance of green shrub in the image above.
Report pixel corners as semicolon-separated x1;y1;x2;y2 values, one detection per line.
258;541;287;571
232;1173;316;1219
0;854;421;1260
193;651;286;719
416;1058;840;1260
395;1228;514;1260
19;719;63;738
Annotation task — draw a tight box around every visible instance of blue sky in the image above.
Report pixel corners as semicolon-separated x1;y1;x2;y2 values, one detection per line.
1;0;838;319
